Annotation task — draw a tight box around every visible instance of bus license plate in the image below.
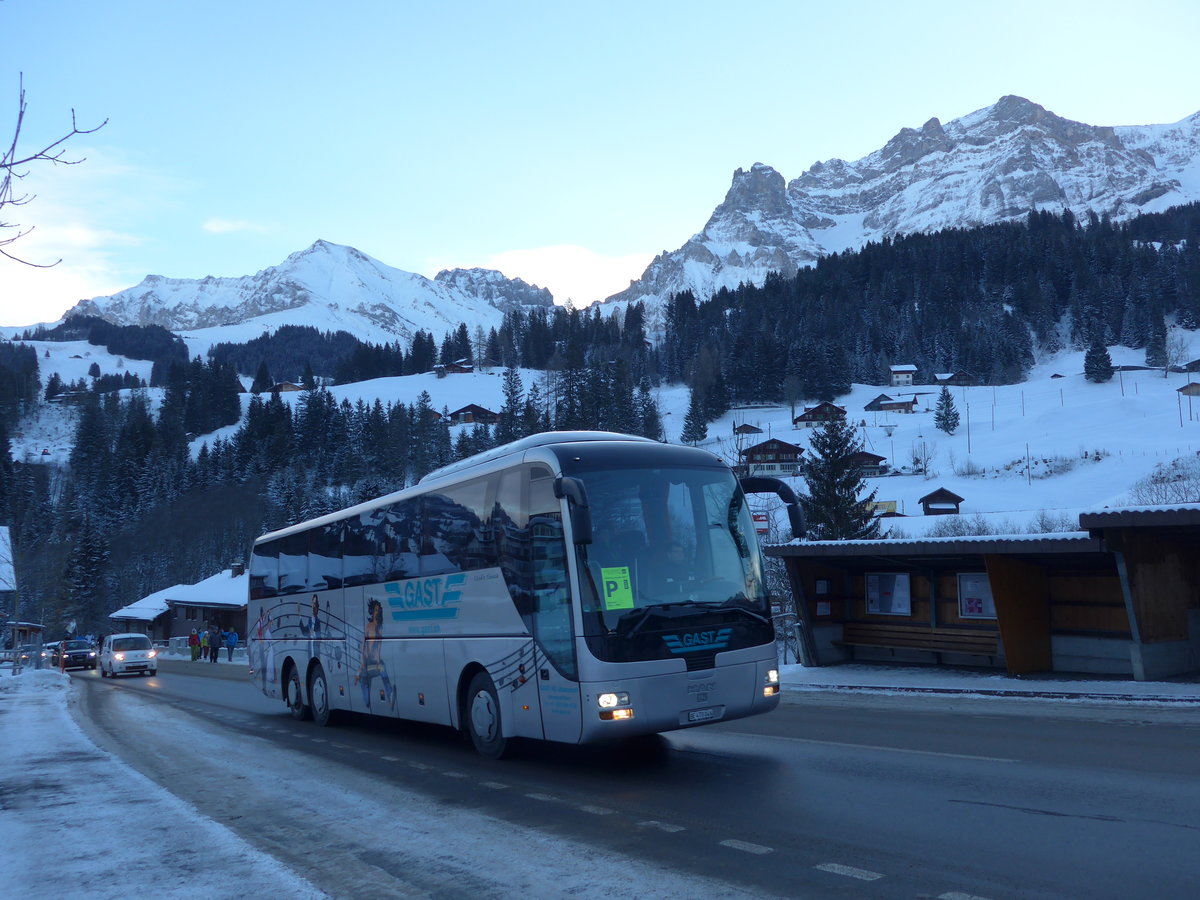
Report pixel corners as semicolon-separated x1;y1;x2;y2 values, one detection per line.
688;707;716;722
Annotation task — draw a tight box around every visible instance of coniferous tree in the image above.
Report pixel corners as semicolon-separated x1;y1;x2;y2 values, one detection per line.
496;366;525;445
679;390;708;445
799;417;881;541
250;361;272;394
1083;336;1115;383
934;386;960;434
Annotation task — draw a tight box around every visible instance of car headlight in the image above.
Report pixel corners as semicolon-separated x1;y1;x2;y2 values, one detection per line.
148;649;158;659
114;652;125;661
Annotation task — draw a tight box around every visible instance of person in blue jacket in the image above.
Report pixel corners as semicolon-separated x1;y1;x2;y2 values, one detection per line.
225;628;239;662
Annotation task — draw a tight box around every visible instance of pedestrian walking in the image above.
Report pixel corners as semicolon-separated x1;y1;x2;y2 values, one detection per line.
188;628;200;661
225;628;239;662
200;629;209;660
209;625;222;662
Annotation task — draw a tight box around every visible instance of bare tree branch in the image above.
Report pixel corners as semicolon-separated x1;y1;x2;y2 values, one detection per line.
1;72;107;266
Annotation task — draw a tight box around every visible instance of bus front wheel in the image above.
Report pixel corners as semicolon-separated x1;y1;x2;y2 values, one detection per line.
466;672;508;759
309;663;334;727
286;664;310;721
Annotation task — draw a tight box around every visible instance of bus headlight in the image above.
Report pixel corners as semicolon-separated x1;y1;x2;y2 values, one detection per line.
766;669;779;685
597;691;630;709
764;669;780;697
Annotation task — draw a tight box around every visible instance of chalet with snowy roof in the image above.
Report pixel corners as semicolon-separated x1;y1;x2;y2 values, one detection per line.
109;566;249;643
270;381;305;393
934;371;975;387
733;423;764;435
848;450;888;477
889;364;917;387
767;502;1200;681
863;393;917;414
740;438;804;477
434;360;474;377
447;404;499;425
918;487;964;516
793;401;847;429
1177;382;1200;397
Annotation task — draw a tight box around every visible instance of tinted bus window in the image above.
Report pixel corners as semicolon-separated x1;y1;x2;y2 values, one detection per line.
309;523;343;590
250;541;280;599
422;475;497;575
278;532;309;594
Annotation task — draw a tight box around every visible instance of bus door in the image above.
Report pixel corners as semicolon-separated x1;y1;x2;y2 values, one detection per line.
526;466;582;743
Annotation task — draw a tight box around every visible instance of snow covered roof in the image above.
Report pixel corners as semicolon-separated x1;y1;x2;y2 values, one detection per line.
766;532;1103;557
1078;503;1200;529
109;569;249;622
889;364;917;373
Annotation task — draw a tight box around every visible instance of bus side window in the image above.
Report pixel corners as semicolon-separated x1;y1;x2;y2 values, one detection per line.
250;542;280;599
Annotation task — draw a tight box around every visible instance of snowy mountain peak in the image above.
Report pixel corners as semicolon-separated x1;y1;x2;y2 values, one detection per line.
606;96;1200;314
66;240;552;346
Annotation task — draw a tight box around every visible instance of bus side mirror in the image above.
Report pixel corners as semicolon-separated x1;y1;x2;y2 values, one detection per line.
739;476;806;542
554;476;593;544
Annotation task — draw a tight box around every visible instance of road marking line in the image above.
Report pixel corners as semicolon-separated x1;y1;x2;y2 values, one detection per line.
442;771;468;779
481;782;509;790
939;893;994;900
720;839;773;855
815;862;883;881
526;792;559;802
638;821;686;832
721;731;1017;763
381;756;400;761
578;804;616;815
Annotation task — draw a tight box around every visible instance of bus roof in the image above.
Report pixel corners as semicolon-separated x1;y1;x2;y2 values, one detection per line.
419;431;658;484
254;432;729;547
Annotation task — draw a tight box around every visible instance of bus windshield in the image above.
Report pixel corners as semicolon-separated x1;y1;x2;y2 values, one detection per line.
574;465;767;636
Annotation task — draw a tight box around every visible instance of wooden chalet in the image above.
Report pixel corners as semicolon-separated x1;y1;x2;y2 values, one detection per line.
1176;382;1200;397
740;438;804;477
733;423;764;435
793;401;847;429
434;359;475;377
934;371;975;387
848;450;888;477
918;487;964;516
864;393;917;414
447;404;500;425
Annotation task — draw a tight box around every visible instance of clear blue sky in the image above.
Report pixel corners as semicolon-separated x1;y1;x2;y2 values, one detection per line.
3;0;1198;327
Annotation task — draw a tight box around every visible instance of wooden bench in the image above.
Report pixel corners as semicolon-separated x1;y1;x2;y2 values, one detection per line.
833;622;999;661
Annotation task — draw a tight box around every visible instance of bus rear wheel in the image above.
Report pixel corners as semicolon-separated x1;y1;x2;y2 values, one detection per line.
466;671;508;759
286;664;310;720
309;662;334;727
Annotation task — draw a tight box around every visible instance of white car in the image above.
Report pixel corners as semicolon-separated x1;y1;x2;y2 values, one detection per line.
100;633;158;677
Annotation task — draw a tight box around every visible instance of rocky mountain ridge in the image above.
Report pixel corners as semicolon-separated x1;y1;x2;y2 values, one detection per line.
67;240;552;345
606;96;1200;312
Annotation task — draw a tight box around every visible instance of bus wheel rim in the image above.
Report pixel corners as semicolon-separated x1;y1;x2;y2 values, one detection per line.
471;690;497;741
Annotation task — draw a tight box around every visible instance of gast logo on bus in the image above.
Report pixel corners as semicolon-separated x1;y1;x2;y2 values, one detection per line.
662;627;733;654
384;573;467;620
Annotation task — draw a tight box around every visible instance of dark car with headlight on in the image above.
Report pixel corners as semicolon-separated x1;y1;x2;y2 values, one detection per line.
52;638;98;670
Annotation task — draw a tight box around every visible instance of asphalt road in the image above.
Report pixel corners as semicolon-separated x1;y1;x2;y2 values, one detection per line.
70;661;1200;899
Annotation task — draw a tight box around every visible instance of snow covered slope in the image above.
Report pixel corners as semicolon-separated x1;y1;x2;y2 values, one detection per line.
607;96;1200;313
65;240;553;346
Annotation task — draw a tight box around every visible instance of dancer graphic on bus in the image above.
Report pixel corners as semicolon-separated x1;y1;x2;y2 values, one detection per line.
354;598;395;710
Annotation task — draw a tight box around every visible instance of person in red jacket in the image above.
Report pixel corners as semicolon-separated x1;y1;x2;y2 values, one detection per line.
187;628;201;661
